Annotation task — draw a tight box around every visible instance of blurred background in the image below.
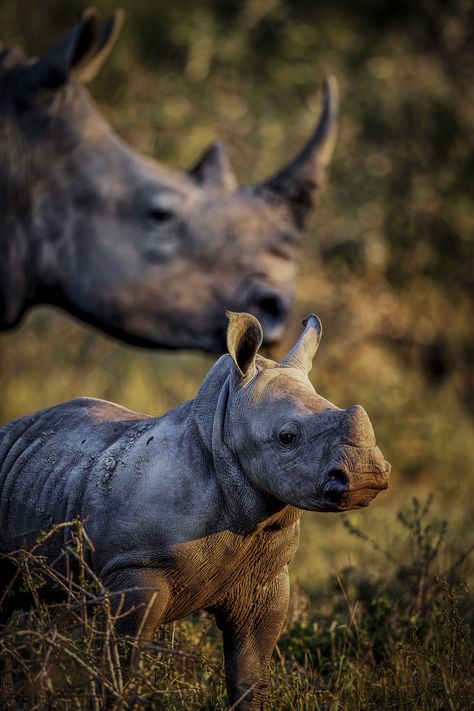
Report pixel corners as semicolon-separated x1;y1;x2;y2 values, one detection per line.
0;0;473;589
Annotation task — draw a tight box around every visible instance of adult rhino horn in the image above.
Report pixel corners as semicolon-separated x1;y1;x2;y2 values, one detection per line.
255;76;338;228
189;142;238;192
282;314;322;374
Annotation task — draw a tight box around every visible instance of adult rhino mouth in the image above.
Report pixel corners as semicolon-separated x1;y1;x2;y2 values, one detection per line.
235;281;292;345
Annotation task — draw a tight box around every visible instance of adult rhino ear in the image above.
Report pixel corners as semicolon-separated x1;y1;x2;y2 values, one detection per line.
189;142;238;192
282;314;322;374
24;7;124;89
253;77;338;229
226;311;263;378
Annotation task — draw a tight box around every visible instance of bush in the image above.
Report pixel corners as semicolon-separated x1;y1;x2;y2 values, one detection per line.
278;496;473;710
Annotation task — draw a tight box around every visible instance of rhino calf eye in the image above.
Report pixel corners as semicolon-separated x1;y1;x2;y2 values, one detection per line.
279;431;297;447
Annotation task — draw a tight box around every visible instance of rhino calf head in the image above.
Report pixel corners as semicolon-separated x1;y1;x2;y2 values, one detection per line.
222;312;390;514
0;8;338;351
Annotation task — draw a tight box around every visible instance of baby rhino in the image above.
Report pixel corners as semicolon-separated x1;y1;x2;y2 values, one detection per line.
0;313;390;709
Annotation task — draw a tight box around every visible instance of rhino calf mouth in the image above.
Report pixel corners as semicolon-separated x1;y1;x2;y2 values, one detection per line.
340;487;384;509
339;476;389;509
321;464;389;510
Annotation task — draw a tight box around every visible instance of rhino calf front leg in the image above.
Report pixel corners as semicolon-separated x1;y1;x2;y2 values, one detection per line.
214;567;290;710
103;568;171;664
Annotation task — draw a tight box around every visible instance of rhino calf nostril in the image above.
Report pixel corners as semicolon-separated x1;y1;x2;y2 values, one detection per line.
323;468;348;501
327;468;347;485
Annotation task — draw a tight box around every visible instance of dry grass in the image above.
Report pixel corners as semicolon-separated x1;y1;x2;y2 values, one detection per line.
0;498;472;710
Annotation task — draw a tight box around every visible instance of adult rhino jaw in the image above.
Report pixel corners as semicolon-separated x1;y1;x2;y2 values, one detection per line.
0;8;338;352
0;311;388;710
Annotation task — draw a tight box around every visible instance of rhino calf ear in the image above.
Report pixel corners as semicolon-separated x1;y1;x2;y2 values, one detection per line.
226;312;263;378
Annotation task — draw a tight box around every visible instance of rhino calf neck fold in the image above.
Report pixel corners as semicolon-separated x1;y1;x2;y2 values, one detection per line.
0;312;390;710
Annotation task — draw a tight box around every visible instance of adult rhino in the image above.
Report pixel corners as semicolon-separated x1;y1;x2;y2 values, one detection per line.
0;312;390;709
0;8;338;352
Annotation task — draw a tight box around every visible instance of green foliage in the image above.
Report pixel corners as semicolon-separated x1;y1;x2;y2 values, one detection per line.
278;496;473;710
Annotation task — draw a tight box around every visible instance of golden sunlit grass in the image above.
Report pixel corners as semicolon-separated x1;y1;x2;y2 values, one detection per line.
0;499;472;709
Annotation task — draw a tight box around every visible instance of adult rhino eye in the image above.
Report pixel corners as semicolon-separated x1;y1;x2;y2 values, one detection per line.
148;207;174;222
279;431;298;447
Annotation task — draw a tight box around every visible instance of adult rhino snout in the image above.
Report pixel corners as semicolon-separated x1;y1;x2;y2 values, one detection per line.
244;289;291;344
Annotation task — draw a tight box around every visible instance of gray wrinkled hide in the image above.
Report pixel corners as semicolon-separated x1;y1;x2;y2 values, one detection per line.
0;313;390;709
0;9;338;352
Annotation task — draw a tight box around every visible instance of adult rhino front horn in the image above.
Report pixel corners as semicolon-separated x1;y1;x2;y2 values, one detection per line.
0;312;389;709
0;8;338;352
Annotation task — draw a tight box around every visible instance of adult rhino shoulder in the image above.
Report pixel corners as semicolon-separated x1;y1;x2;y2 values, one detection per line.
0;8;338;352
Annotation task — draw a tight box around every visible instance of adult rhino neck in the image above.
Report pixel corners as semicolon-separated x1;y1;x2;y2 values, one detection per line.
188;355;294;533
0;114;41;328
0;200;37;329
